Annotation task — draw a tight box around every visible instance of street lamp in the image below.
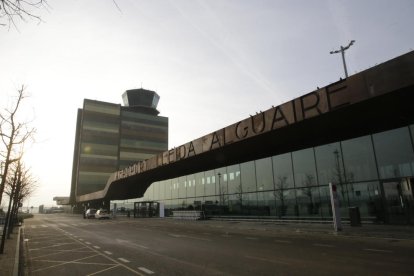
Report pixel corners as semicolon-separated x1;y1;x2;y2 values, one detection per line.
217;173;222;204
330;40;355;78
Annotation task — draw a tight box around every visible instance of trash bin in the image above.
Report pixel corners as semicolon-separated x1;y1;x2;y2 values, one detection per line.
349;206;361;226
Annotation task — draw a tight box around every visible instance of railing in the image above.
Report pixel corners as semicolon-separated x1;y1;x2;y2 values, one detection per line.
172;211;205;220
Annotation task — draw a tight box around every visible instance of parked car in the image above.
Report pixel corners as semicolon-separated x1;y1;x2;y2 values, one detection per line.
95;209;110;219
84;208;97;219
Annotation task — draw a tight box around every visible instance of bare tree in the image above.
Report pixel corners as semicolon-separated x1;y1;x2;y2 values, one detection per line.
0;0;48;29
4;161;36;238
0;160;20;253
0;85;36;206
274;176;288;217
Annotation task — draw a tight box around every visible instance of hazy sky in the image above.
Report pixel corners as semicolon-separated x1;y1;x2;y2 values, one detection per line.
1;0;413;207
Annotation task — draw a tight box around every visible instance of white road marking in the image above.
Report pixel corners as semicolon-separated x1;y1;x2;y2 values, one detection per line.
118;258;130;263
138;267;155;274
104;251;112;255
168;234;185;238
85;242;91;245
245;237;258;240
364;248;393;253
93;246;100;249
79;238;84;241
245;255;290;265
116;238;149;249
59;223;68;227
31;225;37;229
41;225;48;228
168;233;211;242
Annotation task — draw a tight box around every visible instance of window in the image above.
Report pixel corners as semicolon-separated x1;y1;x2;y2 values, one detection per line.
163;179;171;200
241;161;257;192
255;157;274;191
204;170;216;196
275;189;297;217
178;176;187;198
296;187;321;217
272;153;294;189
341;135;378;182
227;164;241;194
348;181;381;219
195;172;205;197
292;148;317;188
216;167;228;206
171;178;179;199
373;127;414;179
186;174;196;198
257;191;276;216
315;142;344;185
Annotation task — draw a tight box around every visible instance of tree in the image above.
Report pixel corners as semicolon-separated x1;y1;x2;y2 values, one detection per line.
274;176;288;217
0;0;48;29
0;85;36;206
4;161;36;238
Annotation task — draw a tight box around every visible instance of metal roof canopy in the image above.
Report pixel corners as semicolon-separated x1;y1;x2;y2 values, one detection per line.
77;51;414;203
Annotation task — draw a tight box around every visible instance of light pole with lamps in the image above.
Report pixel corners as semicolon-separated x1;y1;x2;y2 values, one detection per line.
330;40;355;78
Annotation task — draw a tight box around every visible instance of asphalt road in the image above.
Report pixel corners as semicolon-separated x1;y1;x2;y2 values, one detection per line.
23;214;414;275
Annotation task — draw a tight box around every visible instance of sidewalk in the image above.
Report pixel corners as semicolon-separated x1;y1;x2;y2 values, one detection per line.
214;219;414;240
0;226;21;276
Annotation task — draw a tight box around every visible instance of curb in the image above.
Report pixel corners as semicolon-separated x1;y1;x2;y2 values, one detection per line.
13;227;21;276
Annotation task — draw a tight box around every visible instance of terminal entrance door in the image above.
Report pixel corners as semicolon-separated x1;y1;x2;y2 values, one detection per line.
381;178;414;224
133;201;159;218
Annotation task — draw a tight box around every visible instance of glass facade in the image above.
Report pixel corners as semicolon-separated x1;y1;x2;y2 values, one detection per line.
115;124;414;223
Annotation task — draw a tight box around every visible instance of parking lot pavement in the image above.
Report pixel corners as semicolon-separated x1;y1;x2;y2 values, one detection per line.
2;214;413;276
24;218;145;275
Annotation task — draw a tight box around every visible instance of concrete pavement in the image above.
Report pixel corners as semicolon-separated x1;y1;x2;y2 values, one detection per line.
0;226;22;276
1;215;414;275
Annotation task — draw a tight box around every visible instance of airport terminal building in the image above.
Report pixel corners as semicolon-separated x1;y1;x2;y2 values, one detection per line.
70;89;169;208
76;52;414;225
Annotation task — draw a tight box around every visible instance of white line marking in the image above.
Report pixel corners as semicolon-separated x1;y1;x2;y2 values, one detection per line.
168;234;185;238
118;258;130;263
104;251;112;255
85;242;91;245
364;248;393;253
31;225;37;229
245;237;258;240
93;246;100;249
79;238;83;241
245;255;290;265
138;267;155;274
41;225;48;228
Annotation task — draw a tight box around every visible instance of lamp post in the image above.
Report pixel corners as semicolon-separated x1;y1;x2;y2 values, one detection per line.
217;172;222;205
330;40;355;78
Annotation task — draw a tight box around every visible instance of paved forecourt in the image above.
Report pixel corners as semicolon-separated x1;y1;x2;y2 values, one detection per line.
24;216;147;276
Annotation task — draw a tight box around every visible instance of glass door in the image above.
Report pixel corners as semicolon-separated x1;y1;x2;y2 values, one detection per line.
382;178;414;224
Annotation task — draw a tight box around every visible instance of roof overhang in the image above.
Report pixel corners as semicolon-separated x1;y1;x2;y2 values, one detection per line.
77;51;414;203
